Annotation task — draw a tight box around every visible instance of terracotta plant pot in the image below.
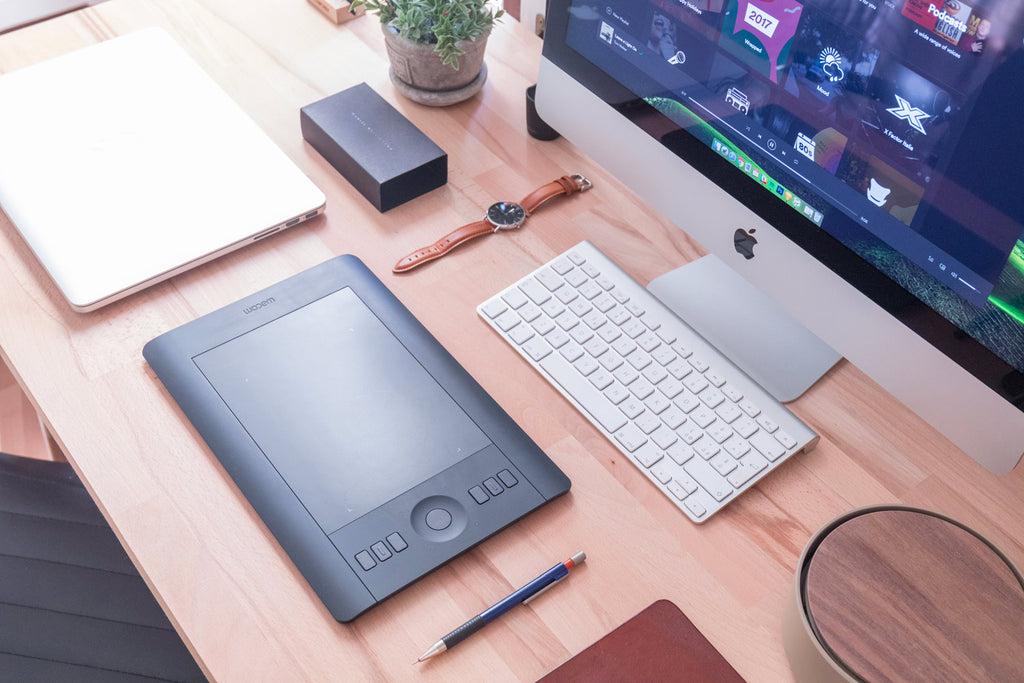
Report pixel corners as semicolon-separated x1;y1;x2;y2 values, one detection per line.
382;26;489;106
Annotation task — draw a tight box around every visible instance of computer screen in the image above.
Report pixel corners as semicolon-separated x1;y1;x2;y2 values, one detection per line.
537;0;1024;471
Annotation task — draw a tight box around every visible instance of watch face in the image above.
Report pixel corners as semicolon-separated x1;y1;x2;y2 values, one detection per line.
486;201;526;229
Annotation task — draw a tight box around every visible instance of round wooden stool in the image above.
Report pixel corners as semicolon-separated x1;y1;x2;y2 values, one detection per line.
783;506;1024;682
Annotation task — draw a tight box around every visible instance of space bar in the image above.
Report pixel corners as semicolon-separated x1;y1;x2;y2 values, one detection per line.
538;355;628;433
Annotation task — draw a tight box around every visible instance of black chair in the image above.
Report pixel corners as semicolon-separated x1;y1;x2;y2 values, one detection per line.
0;451;206;681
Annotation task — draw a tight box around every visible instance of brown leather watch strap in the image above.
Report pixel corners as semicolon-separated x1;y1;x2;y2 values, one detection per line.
392;220;491;273
520;174;588;214
393;173;592;274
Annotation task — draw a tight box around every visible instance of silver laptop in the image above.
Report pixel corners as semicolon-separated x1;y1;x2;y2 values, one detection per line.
0;28;326;311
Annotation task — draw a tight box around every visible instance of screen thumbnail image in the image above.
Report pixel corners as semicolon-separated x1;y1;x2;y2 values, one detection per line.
719;0;804;84
752;104;850;173
856;58;961;170
784;7;880;103
836;148;925;225
642;7;719;82
647;10;680;60
705;52;775;120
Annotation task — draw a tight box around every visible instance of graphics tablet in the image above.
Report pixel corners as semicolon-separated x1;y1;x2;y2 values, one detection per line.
143;256;570;621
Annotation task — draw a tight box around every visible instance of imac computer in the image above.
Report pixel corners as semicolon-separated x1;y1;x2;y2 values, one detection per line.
537;0;1024;472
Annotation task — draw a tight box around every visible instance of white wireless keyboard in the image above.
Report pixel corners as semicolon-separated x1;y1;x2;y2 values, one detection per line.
478;241;818;522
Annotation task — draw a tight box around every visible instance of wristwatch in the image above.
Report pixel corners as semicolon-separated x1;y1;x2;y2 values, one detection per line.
392;173;593;273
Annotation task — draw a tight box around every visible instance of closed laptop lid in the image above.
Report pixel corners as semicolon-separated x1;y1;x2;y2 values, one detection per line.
0;27;325;311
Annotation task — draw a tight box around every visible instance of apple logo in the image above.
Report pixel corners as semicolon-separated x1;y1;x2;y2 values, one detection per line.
734;228;758;259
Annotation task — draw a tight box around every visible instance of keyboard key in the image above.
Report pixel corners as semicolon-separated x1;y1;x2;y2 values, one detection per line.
636;412;661;434
494;310;520;332
700;387;725;408
613;364;639;386
569;325;594;345
649;462;673;484
634;444;664;468
555;310;579;331
642;363;668;385
651;426;678;450
541;300;565;319
611;337;636;357
685;459;733;502
589;369;614;391
645;394;671;415
539;355;627;433
666;477;697;500
508;324;534;345
776;430;798;449
556;287;579;304
502;288;529;309
593;293;617;313
518;303;541;323
726;452;769;488
710;452;738;476
584;338;607;358
627;351;652;371
560;344;583;362
619;397;645;420
660;406;687;430
564;269;588;288
574;356;599;376
733;416;759;439
705;370;727;387
568;298;592;317
658;378;684;399
519;278;551;304
551;257;574;275
547;328;570;349
604;383;630;405
536;268;563;291
521;337;551;362
724;438;751;459
480;299;507;319
750;432;787;461
614;424;648;452
757;414;779;433
666;442;694;466
630;378;655;400
666;358;692;380
716;402;743;424
532;317;555;336
688;355;711;373
637;331;661;353
622;319;646;339
579;281;603;299
683;374;709;394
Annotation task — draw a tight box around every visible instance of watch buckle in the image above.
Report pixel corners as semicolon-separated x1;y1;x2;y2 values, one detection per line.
572;173;593;191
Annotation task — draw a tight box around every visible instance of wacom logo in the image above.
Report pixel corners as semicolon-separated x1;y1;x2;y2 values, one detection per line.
243;297;276;314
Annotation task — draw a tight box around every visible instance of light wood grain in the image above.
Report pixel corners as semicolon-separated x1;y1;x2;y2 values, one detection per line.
0;355;51;459
0;2;1022;681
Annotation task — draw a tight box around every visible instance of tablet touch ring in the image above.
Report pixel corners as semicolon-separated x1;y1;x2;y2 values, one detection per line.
411;496;466;542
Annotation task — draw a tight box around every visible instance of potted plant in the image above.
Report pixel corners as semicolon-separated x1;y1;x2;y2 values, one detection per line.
349;0;504;105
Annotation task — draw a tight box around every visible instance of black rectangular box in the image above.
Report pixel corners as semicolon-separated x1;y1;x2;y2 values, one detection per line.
300;83;447;212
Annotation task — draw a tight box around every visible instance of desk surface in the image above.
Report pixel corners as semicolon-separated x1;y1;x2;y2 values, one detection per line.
1;1;1023;680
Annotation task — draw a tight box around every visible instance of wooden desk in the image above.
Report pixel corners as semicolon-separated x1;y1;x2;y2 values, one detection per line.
1;1;1023;680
